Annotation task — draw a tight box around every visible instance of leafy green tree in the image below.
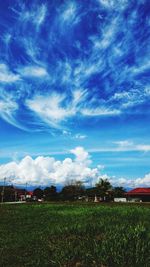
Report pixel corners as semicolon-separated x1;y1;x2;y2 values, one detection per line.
0;186;15;202
33;188;43;199
60;181;85;201
112;187;126;197
44;186;57;201
85;187;98;197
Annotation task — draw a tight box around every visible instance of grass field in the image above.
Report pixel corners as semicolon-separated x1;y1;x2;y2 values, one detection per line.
0;202;150;267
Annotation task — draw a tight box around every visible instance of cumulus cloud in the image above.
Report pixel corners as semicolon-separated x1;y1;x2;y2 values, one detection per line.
0;147;100;186
1;146;150;188
111;175;150;188
70;147;90;163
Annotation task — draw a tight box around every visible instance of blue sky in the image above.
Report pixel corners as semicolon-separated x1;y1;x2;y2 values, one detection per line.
0;0;150;187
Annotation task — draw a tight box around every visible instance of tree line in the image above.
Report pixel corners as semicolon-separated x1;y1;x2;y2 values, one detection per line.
0;178;126;202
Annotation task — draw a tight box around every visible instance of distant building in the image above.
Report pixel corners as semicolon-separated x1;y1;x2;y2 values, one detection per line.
15;189;33;201
114;198;127;202
26;191;33;199
15;188;26;201
125;188;150;202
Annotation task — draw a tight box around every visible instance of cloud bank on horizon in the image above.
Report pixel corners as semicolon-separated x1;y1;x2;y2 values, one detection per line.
0;147;150;187
0;0;149;131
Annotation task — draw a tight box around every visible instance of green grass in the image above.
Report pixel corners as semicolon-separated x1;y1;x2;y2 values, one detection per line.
0;202;150;267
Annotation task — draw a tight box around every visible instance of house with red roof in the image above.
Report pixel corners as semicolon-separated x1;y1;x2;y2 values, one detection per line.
125;188;150;202
15;189;33;201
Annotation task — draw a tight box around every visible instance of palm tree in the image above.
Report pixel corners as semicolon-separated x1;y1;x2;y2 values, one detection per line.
96;178;112;201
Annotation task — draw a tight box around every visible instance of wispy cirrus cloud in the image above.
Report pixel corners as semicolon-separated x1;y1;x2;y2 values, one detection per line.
26;89;122;129
97;0;128;10
114;140;150;152
26;93;74;129
87;140;150;153
60;1;80;25
0;97;20;129
0;0;149;132
0;64;20;83
19;65;48;78
74;134;87;140
0;97;17;120
25;89;85;129
12;3;47;29
82;107;121;116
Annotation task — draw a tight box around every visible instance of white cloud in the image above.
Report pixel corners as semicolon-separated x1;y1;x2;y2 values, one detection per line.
61;62;72;83
26;89;123;129
72;89;87;106
13;3;47;27
70;147;91;163
97;0;128;10
114;140;150;152
81;107;121;116
0;97;18;126
132;60;150;75
62;2;76;20
20;66;48;78
2;33;12;47
74;134;87;139
60;2;80;25
99;19;117;49
62;131;86;140
34;4;47;26
114;140;134;147
136;145;150;152
26;93;76;129
138;173;150;186
0;64;20;83
0;0;148;133
87;140;150;153
1;146;150;188
111;175;150;188
111;89;145;109
74;62;101;81
0;147;100;186
26;89;86;129
73;57;105;88
0;96;29;131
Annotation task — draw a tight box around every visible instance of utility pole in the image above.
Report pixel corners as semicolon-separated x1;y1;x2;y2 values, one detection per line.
1;177;6;203
25;182;28;200
14;190;17;202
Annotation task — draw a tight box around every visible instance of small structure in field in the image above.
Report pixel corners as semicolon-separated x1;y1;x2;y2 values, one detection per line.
114;197;127;202
94;195;99;202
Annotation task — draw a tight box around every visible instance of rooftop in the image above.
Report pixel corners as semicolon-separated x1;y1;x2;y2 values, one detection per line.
125;188;150;195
